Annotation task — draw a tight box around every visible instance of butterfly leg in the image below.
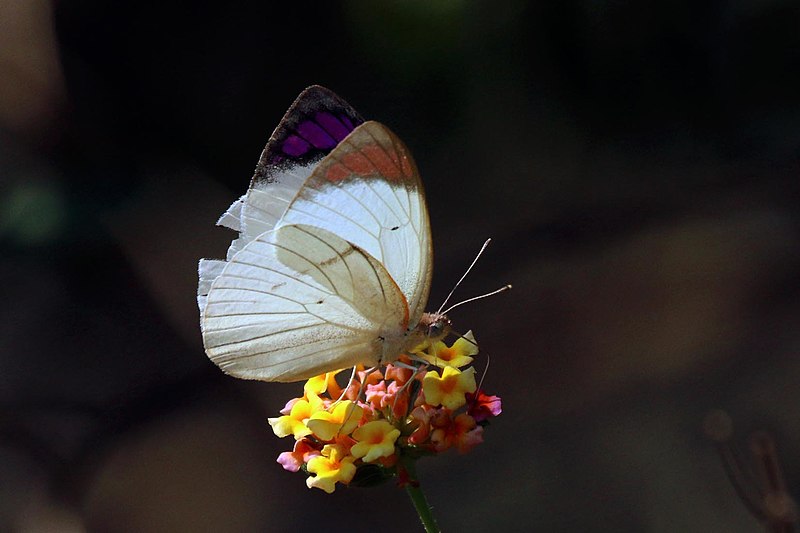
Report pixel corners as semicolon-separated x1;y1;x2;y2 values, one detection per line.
332;365;361;405
389;358;429;419
335;366;380;436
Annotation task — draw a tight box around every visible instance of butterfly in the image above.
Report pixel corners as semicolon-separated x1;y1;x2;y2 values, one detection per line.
198;86;451;382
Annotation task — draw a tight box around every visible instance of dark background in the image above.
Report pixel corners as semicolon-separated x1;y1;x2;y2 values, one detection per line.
2;1;799;531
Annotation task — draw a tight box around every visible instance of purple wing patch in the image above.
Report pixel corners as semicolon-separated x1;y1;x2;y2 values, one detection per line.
296;120;337;150
251;86;364;185
316;111;353;140
282;135;311;157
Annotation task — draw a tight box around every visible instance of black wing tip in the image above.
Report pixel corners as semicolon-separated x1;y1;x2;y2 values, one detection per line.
288;85;364;125
295;85;344;105
250;85;366;185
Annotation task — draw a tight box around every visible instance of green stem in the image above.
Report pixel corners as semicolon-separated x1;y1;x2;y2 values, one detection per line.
403;460;440;533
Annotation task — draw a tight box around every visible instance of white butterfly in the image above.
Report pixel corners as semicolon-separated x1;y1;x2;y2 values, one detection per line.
198;87;450;382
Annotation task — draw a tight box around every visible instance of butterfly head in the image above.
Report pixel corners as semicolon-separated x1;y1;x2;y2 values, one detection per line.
417;312;452;343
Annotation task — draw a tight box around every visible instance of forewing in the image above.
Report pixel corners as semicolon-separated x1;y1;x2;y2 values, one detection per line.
252;85;364;186
279;121;433;326
222;86;364;259
199;87;364;311
201;224;408;382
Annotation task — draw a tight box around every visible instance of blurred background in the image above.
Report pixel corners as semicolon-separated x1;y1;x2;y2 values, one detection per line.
1;1;799;531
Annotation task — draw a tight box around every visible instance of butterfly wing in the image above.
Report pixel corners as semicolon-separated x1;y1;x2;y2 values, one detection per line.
221;86;364;260
251;85;364;186
199;88;434;381
278;121;433;327
202;224;409;382
199;86;364;315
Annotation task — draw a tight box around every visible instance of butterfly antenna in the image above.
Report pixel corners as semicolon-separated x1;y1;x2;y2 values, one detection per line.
436;238;493;315
442;284;512;315
390;363;425;420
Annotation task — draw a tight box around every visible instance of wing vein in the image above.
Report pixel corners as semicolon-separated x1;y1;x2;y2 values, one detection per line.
294;224;358;303
220;336;369;365
226;258;334;296
210;322;326;349
289;193;380;243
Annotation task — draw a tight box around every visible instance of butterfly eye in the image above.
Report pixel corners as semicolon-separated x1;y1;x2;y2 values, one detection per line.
427;316;450;340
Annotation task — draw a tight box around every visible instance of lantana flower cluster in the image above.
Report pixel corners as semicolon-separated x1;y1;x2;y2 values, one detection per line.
268;332;502;493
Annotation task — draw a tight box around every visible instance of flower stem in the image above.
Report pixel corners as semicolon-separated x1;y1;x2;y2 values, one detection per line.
403;460;440;533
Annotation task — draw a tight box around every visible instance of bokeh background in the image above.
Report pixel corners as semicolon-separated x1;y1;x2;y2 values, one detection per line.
2;1;799;531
